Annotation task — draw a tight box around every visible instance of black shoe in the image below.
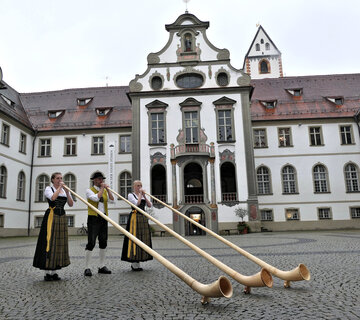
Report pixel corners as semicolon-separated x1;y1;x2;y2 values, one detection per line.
44;274;52;281
98;266;111;274
131;266;143;272
52;273;61;281
84;268;92;277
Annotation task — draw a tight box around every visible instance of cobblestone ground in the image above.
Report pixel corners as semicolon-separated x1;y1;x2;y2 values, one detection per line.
0;230;359;320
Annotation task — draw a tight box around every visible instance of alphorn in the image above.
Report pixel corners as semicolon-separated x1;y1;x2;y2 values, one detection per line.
109;188;273;294
62;185;232;304
145;192;311;288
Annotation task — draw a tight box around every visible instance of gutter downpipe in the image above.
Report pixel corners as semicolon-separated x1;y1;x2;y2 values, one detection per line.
27;130;37;236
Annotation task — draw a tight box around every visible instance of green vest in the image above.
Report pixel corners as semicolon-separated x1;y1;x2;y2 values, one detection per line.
88;186;108;216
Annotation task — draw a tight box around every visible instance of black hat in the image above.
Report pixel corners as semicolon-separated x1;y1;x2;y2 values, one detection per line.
91;172;106;180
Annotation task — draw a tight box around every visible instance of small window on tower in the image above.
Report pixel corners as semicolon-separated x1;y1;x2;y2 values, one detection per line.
255;43;260;51
259;60;270;73
265;43;270;50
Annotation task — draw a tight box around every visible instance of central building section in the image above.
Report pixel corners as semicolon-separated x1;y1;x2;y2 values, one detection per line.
128;13;258;235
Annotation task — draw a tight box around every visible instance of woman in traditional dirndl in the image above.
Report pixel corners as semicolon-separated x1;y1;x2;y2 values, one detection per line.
121;180;153;271
33;172;73;280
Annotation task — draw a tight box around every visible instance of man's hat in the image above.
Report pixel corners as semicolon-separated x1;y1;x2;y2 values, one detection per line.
91;172;106;180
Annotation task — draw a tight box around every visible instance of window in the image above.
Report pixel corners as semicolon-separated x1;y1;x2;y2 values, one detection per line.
1;123;10;145
260;100;277;109
119;172;132;198
309;127;323;146
39;138;51;157
151;76;163;90
350;207;360;218
257;166;271;195
313;165;329;193
282;165;297;194
64;137;77;156
19;133;27;153
151;165;167;205
0;166;7;198
340;125;353;145
67;215;74;227
17;171;26;201
120;135;131;152
184;33;193;52
96;108;112;116
265;43;270;50
259;60;269;73
344;163;359;192
176;73;204;89
1;94;15;107
253;129;267;148
48;110;64;119
286;89;303;97
92;136;104;154
255;43;260;51
64;173;76;201
218;110;233;142
36;175;49;202
77;98;92;106
119;214;129;225
278;128;292;147
318;208;332;220
217;73;229;86
220;162;237;202
150;113;165;144
261;209;273;221
184;111;199;143
35;216;43;228
285;208;299;220
0;214;3;227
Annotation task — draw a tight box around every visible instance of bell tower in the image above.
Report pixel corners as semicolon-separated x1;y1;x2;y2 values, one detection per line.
243;25;283;79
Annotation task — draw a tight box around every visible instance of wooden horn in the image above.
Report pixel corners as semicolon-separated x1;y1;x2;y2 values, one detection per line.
109;188;273;294
145;192;311;288
62;185;232;304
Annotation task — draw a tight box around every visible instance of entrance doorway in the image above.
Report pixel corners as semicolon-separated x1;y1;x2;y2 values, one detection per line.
185;206;206;236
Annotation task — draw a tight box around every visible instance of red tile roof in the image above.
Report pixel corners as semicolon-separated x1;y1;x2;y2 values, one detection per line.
20;86;132;131
251;74;360;121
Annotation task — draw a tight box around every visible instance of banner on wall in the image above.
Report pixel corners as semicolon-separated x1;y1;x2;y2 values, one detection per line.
108;141;115;190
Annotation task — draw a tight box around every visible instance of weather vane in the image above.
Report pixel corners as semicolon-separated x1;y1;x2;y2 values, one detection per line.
183;0;190;13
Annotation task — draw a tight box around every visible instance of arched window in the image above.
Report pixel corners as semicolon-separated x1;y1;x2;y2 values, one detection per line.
17;171;26;201
282;165;297;194
259;60;270;73
255;43;260;51
151;165;167;204
220;162;237;201
0;166;7;198
184;33;193;52
64;173;76;201
313;165;329;193
36;174;50;202
257;166;271;195
344;163;359;192
119;171;132;198
265;42;270;50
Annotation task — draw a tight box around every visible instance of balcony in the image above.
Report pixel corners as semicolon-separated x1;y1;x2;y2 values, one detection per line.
184;194;204;204
222;192;238;202
151;194;167;208
171;143;214;159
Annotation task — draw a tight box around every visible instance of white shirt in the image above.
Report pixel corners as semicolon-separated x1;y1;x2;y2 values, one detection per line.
44;185;72;201
86;185;114;213
128;193;152;207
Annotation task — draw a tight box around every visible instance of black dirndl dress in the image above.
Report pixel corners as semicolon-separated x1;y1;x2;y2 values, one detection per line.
121;196;153;263
33;194;70;270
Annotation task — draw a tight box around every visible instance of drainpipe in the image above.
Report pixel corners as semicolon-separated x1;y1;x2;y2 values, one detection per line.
354;109;360;138
27;130;37;236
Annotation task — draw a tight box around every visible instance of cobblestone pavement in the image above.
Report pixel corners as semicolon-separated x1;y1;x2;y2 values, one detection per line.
0;230;359;320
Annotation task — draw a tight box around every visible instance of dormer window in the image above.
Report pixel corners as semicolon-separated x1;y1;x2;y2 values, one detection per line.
77;98;93;106
1;94;15;107
260;100;277;109
96;108;112;116
48;110;64;119
286;88;303;97
326;97;344;106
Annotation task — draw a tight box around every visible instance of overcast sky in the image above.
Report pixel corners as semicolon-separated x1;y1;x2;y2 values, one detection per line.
1;0;360;92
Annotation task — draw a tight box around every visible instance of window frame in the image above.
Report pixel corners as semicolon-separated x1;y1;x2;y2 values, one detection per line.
309;126;323;146
256;166;272;195
150;112;166;145
92;136;105;155
281;165;298;194
1;122;10;146
216;108;235;143
36;174;50;202
64;137;77;156
119;171;132;198
19;132;27;154
17;171;26;201
350;207;360;219
339;125;354;145
253;128;268;148
313;164;330;193
285;208;300;221
39;138;52;157
318;207;332;220
0;166;7;198
344;163;360;192
183;110;199;144
278;127;292;147
260;209;273;221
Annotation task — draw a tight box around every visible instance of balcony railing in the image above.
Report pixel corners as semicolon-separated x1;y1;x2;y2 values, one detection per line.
152;194;167;205
222;192;238;202
171;143;214;159
184;194;204;204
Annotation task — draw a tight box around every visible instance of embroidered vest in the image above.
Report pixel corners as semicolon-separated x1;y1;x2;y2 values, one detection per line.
88;187;108;216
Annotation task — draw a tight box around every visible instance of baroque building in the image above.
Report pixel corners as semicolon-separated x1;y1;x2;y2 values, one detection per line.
0;13;359;236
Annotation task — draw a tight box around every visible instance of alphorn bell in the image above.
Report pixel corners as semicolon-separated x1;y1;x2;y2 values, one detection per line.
109;188;273;294
145;192;311;288
62;185;232;304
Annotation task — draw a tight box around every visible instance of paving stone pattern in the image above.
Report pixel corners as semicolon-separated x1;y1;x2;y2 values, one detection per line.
0;231;359;320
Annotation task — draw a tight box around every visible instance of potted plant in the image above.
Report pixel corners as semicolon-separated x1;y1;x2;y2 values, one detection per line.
234;207;251;234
